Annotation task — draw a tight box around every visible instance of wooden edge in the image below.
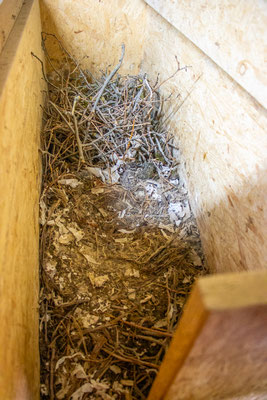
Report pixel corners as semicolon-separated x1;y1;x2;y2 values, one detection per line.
147;284;209;400
0;0;36;95
143;0;267;109
198;270;267;311
147;270;267;400
0;0;45;398
0;0;24;55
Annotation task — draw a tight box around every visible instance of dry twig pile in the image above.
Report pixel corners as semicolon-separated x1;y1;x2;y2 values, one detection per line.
38;33;206;400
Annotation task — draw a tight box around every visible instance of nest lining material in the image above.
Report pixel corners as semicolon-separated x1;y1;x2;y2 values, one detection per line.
38;33;206;400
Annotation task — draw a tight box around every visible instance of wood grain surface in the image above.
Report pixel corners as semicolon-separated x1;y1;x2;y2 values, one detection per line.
143;6;267;273
144;0;267;109
0;0;45;398
0;0;24;54
148;271;267;400
40;0;148;76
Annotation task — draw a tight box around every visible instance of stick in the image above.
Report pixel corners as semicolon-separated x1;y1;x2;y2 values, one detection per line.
102;347;159;369
49;101;75;134
31;52;60;91
121;320;173;338
41;32;93;88
92;44;125;113
155;56;191;90
71;96;85;162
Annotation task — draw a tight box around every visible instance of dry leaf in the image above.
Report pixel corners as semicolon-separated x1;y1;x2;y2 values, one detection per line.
72;364;87;379
182;276;190;283
118;229;136;234
124;268;140;278
128;289;136;300
68;226;84;242
121;380;134;387
58;233;73;245
91;187;105;194
55;352;84;370
83;254;100;265
158;223;175;233
70;380;110;400
99;207;108;217
109;365;122;374
115;237;129;243
45;261;57;277
88;272;109;287
140;295;152;304
56;384;71;399
154;318;167;329
59;178;83;188
80;314;99;328
40;199;47;226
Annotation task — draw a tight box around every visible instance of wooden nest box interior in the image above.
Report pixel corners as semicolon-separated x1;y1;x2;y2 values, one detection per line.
0;1;266;399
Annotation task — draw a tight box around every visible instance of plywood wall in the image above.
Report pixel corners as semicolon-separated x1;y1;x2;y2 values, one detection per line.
40;0;267;273
0;0;45;399
40;0;147;76
145;0;267;109
143;6;267;274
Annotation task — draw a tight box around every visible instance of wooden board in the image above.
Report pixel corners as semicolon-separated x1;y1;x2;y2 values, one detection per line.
147;271;267;400
40;0;267;274
0;0;45;399
144;0;267;109
40;0;147;76
142;6;267;273
0;0;24;54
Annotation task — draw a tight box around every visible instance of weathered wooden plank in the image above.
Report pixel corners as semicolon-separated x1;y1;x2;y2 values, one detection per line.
0;0;24;54
144;0;267;109
148;271;267;400
0;0;45;399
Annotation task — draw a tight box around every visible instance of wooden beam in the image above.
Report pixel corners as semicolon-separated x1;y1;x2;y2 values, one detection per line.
0;1;45;399
0;0;24;54
148;271;267;400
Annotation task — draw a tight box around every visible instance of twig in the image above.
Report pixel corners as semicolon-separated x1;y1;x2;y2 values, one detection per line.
102;347;159;369
49;101;75;134
120;321;173;338
31;52;60;91
71;96;85;162
41;32;93;88
123;118;136;160
92;44;125;113
50;346;56;400
155;56;191;90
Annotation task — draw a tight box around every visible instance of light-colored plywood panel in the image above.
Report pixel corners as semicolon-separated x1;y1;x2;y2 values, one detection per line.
0;0;24;54
145;0;267;109
40;0;147;76
0;0;45;399
148;271;267;400
142;8;267;273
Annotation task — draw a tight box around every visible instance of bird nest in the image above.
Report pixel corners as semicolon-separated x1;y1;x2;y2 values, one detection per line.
38;33;207;400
